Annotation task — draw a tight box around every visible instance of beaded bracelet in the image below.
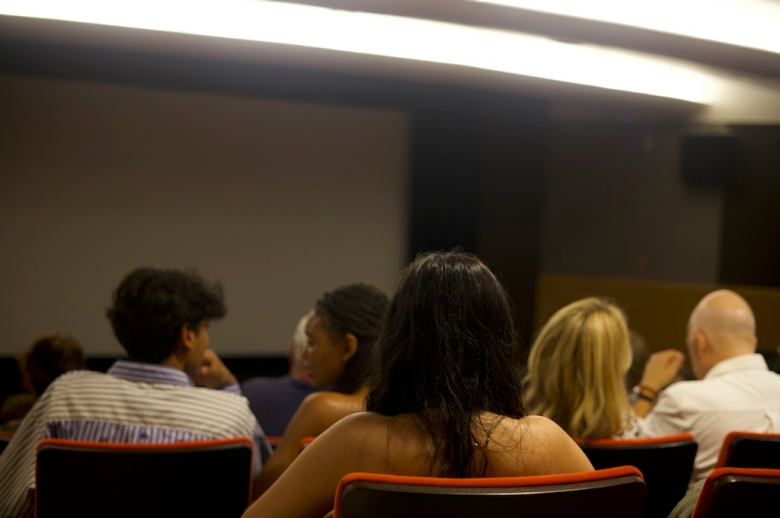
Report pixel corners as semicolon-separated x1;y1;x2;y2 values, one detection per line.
637;384;659;398
630;385;657;405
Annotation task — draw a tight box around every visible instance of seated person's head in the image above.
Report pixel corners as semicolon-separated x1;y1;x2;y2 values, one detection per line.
288;311;314;381
304;283;389;393
366;250;525;477
106;268;226;372
525;297;631;440
20;333;87;396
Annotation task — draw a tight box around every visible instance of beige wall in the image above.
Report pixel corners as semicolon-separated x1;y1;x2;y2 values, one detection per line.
0;74;409;356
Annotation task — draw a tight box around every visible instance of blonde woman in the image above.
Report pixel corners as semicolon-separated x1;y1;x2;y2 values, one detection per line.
524;297;681;440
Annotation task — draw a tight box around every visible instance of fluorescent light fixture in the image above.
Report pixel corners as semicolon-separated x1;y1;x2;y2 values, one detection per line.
475;0;780;54
0;0;718;103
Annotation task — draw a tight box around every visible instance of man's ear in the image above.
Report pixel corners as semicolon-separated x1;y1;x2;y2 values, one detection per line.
694;330;709;358
341;333;359;363
179;324;196;352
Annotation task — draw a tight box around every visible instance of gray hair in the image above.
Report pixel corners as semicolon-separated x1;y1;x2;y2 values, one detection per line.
292;310;314;363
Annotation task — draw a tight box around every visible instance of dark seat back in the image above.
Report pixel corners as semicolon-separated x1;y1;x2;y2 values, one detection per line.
334;466;647;518
691;467;780;518
715;432;780;469
36;438;253;518
579;433;697;518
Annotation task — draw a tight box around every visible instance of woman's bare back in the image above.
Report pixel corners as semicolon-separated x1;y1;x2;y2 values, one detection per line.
244;411;593;518
352;411;593;478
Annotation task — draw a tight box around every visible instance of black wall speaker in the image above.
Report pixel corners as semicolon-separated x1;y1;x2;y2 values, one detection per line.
680;135;740;186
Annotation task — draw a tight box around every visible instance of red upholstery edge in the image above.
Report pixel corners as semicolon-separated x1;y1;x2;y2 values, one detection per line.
333;466;643;518
691;467;780;518
299;437;315;452
714;431;780;469
36;436;253;453
34;437;255;517
580;433;695;447
0;431;14;438
267;436;283;445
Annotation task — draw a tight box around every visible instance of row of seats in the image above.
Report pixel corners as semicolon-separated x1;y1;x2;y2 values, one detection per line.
19;431;780;518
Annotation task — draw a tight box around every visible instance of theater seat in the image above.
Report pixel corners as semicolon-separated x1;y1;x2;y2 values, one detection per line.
579;433;697;518
36;438;253;518
690;467;780;518
334;466;647;518
714;431;780;469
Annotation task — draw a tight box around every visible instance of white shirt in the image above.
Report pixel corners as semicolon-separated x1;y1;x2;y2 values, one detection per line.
638;354;780;484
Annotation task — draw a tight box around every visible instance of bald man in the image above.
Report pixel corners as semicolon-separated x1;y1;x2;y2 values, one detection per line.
637;290;780;484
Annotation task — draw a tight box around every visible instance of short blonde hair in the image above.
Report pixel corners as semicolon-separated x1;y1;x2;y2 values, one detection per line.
524;297;632;440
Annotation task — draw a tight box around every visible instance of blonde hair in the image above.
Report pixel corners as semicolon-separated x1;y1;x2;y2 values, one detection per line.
524;297;632;440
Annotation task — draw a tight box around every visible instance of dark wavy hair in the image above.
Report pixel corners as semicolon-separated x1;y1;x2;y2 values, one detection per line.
365;251;526;477
106;268;226;363
315;283;389;394
21;333;87;395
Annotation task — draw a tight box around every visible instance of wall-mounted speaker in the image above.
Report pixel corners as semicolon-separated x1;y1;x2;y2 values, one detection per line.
680;135;740;186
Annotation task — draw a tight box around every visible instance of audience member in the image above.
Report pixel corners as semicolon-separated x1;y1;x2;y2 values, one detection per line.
637;289;780;484
242;251;593;518
0;268;272;518
0;333;87;431
20;333;87;397
255;283;389;493
525;298;682;440
242;311;319;437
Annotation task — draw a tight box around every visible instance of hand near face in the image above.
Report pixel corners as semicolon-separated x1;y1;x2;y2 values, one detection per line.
640;349;685;392
192;349;238;389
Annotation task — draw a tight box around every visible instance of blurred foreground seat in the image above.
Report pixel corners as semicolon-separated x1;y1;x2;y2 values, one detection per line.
36;438;253;518
690;467;780;518
579;433;697;518
334;465;647;518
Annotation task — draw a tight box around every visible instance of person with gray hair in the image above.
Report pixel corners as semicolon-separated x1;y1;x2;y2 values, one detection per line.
637;289;780;488
241;311;319;437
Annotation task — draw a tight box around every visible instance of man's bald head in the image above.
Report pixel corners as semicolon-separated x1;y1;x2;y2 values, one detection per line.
687;290;757;378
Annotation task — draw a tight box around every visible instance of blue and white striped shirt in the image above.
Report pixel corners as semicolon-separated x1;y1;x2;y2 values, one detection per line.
0;360;272;518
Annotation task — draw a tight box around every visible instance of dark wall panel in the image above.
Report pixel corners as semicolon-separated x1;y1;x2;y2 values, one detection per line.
720;127;780;287
410;100;549;341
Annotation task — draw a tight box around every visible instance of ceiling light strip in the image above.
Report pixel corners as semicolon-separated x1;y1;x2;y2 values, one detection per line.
0;0;717;103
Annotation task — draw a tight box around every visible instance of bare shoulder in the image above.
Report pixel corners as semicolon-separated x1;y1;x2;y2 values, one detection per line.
285;395;368;444
317;411;392;442
486;415;592;477
514;416;594;475
299;391;364;415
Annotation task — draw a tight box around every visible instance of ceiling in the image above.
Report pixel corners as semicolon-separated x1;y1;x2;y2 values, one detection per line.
1;0;779;123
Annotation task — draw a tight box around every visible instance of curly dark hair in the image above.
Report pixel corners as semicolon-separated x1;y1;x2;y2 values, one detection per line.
21;333;87;395
106;268;226;363
365;251;526;478
315;283;389;394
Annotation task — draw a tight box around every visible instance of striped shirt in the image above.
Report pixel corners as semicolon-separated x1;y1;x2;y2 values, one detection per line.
0;360;272;518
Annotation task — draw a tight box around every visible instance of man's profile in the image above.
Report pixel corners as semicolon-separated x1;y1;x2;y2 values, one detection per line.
0;267;271;518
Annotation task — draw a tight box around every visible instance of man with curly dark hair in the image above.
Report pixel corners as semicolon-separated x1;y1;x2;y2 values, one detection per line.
0;268;272;518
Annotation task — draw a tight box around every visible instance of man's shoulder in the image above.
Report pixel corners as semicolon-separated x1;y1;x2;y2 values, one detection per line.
47;369;110;390
50;370;252;416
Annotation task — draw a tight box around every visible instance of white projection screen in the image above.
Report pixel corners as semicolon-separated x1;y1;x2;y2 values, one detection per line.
0;74;409;357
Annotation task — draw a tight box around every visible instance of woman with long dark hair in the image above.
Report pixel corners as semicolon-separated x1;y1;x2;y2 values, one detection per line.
255;283;389;493
244;251;592;517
